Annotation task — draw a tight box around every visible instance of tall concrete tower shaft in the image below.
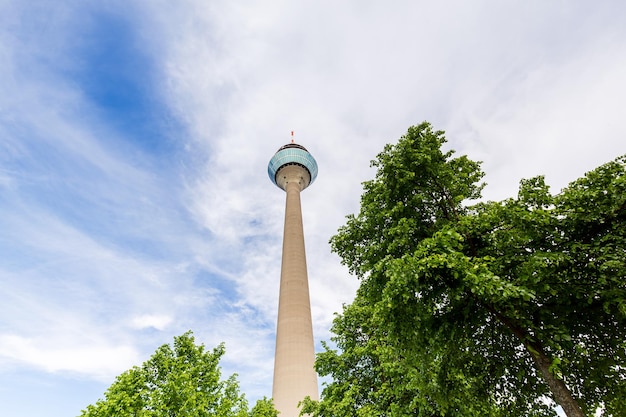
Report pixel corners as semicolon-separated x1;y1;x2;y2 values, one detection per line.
268;143;319;417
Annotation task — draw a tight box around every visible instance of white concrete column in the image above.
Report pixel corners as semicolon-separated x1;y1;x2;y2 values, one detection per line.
272;179;319;417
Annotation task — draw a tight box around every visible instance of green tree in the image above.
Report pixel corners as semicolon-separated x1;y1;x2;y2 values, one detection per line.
304;123;626;416
79;332;278;417
250;397;278;417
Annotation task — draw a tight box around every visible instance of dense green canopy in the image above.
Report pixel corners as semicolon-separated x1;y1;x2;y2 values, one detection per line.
79;332;277;417
303;123;626;417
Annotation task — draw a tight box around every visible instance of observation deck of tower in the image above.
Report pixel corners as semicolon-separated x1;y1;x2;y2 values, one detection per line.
268;141;319;417
268;143;318;191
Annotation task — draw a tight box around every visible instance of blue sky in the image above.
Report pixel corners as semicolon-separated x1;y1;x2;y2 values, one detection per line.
1;1;626;416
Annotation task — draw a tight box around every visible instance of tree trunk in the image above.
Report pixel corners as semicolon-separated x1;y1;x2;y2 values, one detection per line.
488;308;585;417
524;339;585;417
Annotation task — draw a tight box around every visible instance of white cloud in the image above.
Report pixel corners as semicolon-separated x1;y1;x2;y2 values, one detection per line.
0;334;140;380
457;35;626;201
129;314;174;331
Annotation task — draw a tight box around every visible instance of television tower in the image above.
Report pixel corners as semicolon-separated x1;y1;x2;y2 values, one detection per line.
267;140;319;417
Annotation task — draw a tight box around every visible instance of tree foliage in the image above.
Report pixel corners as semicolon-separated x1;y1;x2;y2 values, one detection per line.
303;123;626;417
79;332;278;417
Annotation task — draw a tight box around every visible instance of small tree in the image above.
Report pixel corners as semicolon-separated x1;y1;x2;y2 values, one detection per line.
304;123;626;416
79;332;278;417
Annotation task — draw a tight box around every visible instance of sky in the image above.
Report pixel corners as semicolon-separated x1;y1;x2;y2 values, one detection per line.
1;1;626;416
